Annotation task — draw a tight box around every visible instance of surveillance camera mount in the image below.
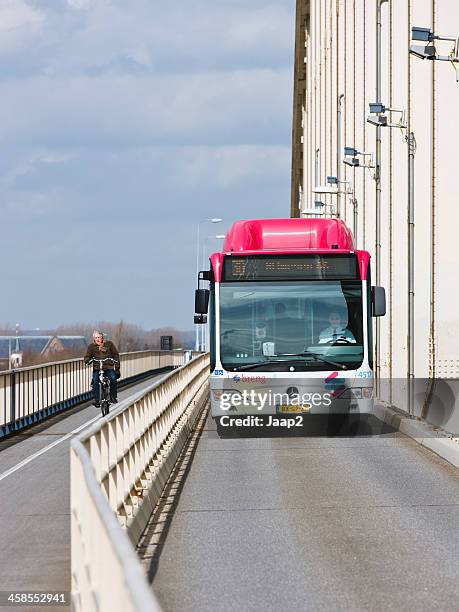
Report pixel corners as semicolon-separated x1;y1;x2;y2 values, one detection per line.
368;105;407;130
410;29;459;82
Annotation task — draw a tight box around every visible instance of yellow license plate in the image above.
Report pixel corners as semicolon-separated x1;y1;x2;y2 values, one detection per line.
278;404;311;414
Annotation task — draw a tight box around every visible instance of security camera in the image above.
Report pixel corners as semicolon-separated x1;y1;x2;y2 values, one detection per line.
369;103;386;114
367;114;388;127
344;157;360;168
409;44;436;60
344;146;358;157
412;26;433;42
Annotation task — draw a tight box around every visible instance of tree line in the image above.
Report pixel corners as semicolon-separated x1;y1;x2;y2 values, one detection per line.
0;321;194;369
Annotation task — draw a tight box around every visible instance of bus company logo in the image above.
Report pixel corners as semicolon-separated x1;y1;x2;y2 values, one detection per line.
324;371;347;397
232;374;267;384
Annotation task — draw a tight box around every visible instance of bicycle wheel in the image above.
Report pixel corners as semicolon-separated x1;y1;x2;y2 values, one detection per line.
101;380;110;416
101;399;109;417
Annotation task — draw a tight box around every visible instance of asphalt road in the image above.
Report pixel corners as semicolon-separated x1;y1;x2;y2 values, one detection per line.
141;411;459;612
0;373;166;612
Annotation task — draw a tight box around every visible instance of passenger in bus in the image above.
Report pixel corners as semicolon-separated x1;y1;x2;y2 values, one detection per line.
318;311;356;344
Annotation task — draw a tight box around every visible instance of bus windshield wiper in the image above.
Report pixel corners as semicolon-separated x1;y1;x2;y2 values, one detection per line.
275;352;347;370
232;360;283;371
232;354;346;371
221;329;249;337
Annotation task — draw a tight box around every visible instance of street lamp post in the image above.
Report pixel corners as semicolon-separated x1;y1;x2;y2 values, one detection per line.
407;132;416;415
375;0;389;389
367;103;415;415
337;94;345;218
407;25;459;418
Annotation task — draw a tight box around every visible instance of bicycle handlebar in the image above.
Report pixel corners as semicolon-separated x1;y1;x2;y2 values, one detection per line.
86;358;120;365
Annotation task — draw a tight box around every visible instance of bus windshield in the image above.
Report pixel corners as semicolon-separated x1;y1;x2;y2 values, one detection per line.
219;281;364;371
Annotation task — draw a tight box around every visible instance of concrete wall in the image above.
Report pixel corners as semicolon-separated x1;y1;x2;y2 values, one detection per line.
292;0;459;424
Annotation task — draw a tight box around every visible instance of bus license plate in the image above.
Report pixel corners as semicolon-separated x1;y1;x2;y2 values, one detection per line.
277;404;311;414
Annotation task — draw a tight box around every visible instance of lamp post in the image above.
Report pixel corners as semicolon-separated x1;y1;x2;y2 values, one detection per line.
375;0;389;389
408;25;458;418
407;132;416;415
336;94;345;218
196;218;222;351
366;103;415;415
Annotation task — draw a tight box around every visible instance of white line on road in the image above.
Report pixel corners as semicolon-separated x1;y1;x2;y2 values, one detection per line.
0;414;101;483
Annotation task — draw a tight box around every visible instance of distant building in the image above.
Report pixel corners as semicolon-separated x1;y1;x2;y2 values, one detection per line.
0;335;87;369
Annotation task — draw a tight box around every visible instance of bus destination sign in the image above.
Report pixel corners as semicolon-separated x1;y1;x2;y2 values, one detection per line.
223;254;359;281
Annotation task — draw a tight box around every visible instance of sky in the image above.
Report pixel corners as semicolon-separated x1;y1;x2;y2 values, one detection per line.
1;0;296;330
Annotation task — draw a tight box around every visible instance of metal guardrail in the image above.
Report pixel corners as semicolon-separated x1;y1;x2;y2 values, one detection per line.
0;350;195;437
71;354;210;612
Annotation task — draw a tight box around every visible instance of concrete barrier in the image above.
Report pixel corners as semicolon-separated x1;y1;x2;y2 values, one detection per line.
71;354;210;612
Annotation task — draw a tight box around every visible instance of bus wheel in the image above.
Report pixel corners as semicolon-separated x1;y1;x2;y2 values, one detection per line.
326;413;348;436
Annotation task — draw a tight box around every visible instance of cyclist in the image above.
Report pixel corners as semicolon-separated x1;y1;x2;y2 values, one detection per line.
84;330;120;407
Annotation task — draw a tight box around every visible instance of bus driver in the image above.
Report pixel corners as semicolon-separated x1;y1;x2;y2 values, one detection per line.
318;311;356;344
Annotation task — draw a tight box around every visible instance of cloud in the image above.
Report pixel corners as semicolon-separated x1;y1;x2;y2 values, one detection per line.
4;1;294;77
0;0;44;55
0;0;42;31
0;0;295;328
0;68;292;147
0;141;290;327
1;144;290;220
4;149;73;184
66;0;93;9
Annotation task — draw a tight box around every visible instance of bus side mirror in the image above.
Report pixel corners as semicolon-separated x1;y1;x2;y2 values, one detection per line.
371;286;386;317
195;288;210;315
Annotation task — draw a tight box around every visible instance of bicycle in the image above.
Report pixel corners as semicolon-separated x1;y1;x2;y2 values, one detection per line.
87;358;120;417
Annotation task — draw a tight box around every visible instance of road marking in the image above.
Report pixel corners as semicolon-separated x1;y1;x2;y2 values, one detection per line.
0;414;101;483
0;372;167;484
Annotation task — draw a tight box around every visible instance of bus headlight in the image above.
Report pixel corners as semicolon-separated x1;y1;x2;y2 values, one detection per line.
211;389;243;411
338;387;373;400
350;387;373;399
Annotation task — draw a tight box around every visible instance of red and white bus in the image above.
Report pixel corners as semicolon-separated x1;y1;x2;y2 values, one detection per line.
194;218;386;432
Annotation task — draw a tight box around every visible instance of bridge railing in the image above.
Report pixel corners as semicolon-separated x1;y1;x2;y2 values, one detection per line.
0;349;195;437
71;353;210;612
